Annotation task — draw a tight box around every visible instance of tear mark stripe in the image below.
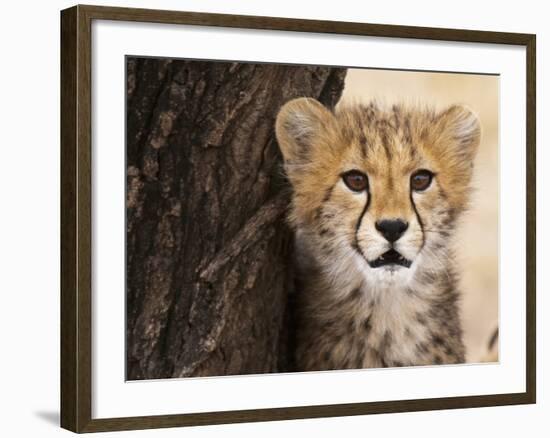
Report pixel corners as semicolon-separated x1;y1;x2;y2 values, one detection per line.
410;191;425;250
353;189;371;262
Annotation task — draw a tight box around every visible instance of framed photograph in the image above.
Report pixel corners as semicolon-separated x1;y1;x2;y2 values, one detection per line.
60;4;536;433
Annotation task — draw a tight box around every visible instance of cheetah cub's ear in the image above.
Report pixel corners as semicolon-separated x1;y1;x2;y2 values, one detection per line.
275;97;335;164
435;104;481;164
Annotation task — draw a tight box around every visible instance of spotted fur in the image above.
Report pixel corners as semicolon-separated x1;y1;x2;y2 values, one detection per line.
275;98;481;371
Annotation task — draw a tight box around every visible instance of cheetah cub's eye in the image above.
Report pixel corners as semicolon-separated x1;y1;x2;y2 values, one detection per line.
342;170;369;192
410;170;434;192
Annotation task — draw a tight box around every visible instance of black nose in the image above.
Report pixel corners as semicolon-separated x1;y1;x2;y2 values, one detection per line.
375;219;409;243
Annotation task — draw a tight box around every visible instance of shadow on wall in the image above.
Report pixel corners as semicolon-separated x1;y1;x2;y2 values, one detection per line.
33;411;59;427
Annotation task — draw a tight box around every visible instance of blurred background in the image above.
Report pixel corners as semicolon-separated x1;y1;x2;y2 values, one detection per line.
340;68;499;362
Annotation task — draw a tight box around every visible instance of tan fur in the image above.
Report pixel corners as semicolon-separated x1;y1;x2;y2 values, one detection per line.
276;98;480;371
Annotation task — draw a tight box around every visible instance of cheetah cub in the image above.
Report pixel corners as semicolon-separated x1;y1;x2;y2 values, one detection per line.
275;98;480;371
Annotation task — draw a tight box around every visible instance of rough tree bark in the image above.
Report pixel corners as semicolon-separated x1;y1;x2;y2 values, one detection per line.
126;57;346;380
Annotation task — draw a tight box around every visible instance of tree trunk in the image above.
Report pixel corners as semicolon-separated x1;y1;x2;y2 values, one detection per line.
126;57;346;380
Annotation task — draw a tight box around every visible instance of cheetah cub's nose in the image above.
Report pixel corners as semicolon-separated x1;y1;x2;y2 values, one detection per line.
375;219;409;243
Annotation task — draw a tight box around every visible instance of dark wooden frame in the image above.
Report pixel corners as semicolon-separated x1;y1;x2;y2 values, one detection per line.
61;4;536;433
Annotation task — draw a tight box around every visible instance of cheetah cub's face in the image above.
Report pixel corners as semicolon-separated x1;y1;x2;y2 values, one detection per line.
275;98;480;287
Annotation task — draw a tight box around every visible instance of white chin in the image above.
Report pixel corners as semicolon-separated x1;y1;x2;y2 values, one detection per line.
383;264;405;272
372;262;416;284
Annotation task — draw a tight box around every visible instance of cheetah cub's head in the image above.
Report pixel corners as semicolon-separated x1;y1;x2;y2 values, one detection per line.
275;98;480;286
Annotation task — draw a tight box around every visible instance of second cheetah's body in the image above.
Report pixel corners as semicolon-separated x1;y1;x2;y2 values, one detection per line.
275;98;481;370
